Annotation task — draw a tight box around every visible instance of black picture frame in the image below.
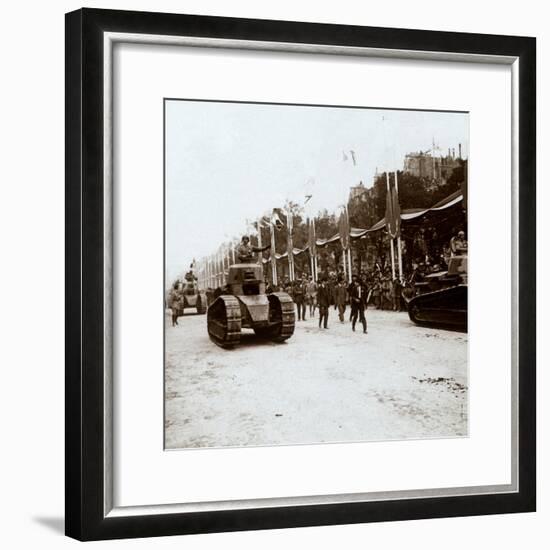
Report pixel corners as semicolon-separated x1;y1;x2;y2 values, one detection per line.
65;7;536;541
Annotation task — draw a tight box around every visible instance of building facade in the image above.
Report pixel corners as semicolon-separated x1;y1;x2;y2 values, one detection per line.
403;144;463;184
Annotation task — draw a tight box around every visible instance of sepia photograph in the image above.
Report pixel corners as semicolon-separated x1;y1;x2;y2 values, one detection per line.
164;99;469;450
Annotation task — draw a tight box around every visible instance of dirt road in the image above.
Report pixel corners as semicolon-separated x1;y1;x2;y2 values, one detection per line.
165;308;468;449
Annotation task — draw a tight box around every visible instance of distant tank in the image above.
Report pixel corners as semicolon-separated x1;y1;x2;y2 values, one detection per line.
403;255;467;330
207;263;295;347
169;279;207;316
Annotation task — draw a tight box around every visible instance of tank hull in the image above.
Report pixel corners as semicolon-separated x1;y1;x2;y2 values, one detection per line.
207;291;295;347
174;291;207;315
405;284;467;330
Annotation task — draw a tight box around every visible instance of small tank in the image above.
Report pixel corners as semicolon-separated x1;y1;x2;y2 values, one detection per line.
207;263;295;347
404;255;467;330
169;280;207;316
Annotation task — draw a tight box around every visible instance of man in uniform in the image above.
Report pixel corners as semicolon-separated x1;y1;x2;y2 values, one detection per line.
292;275;307;321
235;235;270;263
349;274;367;334
306;276;317;317
169;288;182;327
184;265;197;282
333;279;348;323
317;278;331;329
450;230;468;256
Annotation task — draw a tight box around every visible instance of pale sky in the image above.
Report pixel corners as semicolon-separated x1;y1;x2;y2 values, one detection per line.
165;99;469;281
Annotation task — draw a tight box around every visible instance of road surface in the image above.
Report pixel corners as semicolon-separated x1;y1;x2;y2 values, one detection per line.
165;307;468;449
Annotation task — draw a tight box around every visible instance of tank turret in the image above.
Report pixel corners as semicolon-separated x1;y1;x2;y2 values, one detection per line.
168;279;207;316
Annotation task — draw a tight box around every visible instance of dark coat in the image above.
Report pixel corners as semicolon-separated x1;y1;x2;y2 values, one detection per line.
333;284;347;306
317;284;331;308
349;283;366;310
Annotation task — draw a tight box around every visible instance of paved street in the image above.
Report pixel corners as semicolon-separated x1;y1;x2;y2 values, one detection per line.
165;307;468;449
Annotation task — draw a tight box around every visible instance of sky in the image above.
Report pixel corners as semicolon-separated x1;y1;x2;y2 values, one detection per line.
165;99;469;281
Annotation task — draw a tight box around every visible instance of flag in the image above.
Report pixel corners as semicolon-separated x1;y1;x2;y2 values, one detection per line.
343;150;357;165
271;209;285;231
308;217;317;257
385;177;401;239
339;207;350;250
461;161;468;211
286;209;295;280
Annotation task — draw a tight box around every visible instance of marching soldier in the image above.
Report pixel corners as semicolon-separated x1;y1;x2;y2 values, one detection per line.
317;278;331;329
333;279;348;323
169;288;182;327
306;276;317;317
292;275;307;321
349;274;367;334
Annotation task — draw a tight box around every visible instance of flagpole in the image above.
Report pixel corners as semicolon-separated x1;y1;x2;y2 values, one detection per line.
270;220;278;287
226;246;229;279
342;246;347;281
312;218;318;282
287;208;294;282
214;253;217;287
346;206;352;283
257;221;262;249
395;171;403;281
386;172;396;280
307;217;313;280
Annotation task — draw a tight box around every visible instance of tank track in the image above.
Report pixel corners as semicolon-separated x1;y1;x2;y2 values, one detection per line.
273;292;295;341
196;294;207;315
256;292;295;342
207;295;242;347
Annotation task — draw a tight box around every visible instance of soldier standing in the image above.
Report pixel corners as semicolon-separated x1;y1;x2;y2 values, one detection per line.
306;276;317;317
450;230;468;256
349;275;367;334
381;270;392;310
333;279;348;323
392;277;403;311
169;289;181;327
292;276;307;321
317;278;331;329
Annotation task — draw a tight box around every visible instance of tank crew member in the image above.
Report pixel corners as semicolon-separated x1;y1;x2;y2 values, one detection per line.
184;265;197;282
236;235;271;263
349;275;367;334
317;278;331;329
450;230;468;256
